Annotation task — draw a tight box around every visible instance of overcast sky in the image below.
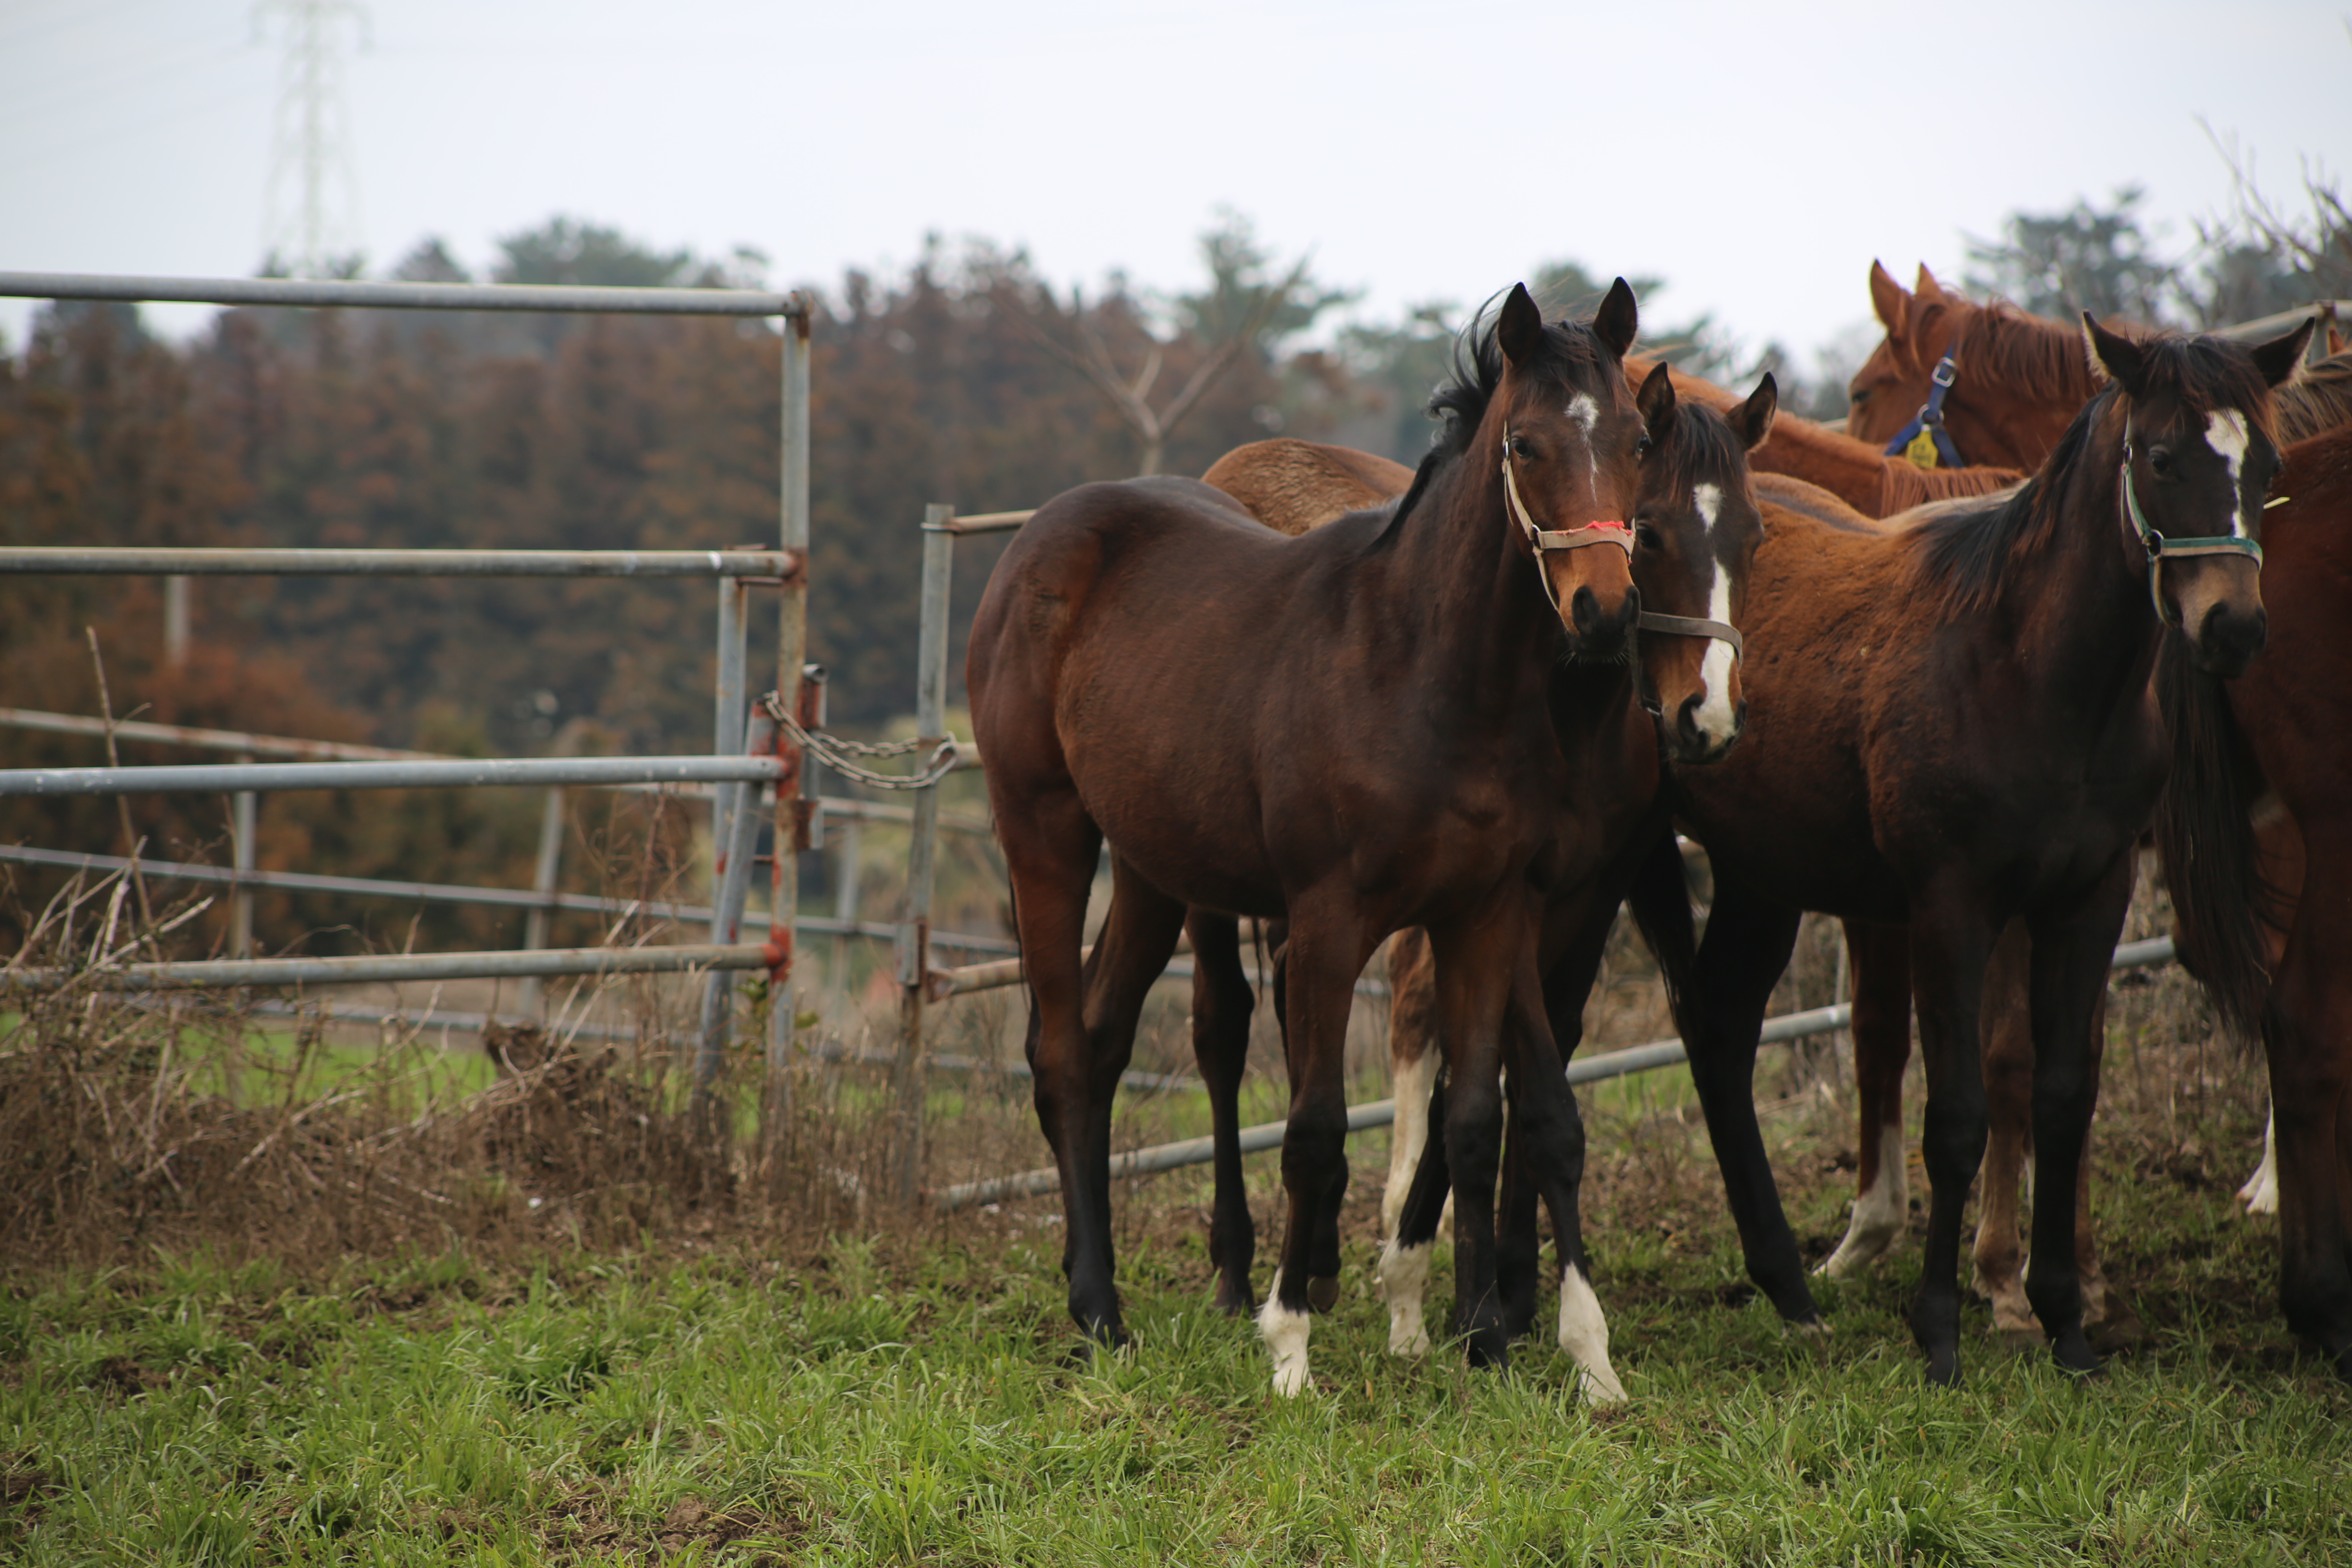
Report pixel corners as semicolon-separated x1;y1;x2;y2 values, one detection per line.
3;0;2347;364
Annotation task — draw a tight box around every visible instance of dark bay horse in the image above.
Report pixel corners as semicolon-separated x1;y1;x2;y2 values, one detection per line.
968;283;1677;1392
1613;319;2305;1384
1849;272;2352;1375
1196;370;1777;1397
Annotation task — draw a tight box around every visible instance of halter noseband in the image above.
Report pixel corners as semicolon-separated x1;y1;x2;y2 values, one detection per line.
1885;339;1965;471
2119;427;2264;622
1501;426;1744;659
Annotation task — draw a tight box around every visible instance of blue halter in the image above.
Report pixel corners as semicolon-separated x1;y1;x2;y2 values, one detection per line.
1884;345;1965;470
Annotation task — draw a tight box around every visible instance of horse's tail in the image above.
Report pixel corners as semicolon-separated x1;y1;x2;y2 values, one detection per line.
2153;636;2278;1041
1626;828;1702;1040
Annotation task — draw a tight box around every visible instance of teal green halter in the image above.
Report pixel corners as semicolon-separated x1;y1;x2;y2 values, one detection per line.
2120;432;2264;623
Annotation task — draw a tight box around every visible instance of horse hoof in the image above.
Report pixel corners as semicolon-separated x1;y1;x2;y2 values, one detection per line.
1990;1327;2042;1357
1923;1348;1962;1388
1306;1276;1341;1314
1213;1280;1257;1318
1782;1314;1832;1339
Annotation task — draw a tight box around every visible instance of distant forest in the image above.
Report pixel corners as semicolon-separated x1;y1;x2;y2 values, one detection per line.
3;190;2340;956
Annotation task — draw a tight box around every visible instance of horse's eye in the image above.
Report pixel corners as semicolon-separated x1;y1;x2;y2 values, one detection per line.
2149;446;2175;479
1635;523;1664;550
1635;435;1654;458
1510;435;1534;459
1849;387;1871;405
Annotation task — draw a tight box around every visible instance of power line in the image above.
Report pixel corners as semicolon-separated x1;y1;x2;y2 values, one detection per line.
254;0;368;278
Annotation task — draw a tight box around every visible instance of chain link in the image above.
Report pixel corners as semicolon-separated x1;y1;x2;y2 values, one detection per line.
759;690;962;792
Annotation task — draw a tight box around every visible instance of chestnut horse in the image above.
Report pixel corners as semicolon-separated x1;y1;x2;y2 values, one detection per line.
1195;370;1777;1394
969;284;1687;1392
1608;320;2303;1384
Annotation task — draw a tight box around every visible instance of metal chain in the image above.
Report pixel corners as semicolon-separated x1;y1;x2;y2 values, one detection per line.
760;690;962;792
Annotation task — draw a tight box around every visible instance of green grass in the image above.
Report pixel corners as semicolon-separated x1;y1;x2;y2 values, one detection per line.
6;1138;2348;1567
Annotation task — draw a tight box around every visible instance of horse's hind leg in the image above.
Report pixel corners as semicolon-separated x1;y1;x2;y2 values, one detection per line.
1381;928;1442;1244
1672;878;1818;1327
2021;857;2133;1376
1820;920;1914;1279
1185;909;1257;1314
1379;1074;1450;1356
1425;904;1530;1372
1972;920;2039;1348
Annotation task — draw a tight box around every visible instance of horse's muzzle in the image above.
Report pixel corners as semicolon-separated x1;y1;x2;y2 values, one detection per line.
1673;694;1746;765
2193;603;2267;679
1566;584;1639;660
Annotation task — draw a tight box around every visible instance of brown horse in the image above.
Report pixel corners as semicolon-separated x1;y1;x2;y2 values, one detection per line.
1197;371;1777;1394
1839;270;2349;1305
1851;270;2352;1375
1611;319;2304;1384
969;284;1685;1392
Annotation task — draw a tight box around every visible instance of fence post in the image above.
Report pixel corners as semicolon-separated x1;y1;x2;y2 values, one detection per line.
891;503;955;1204
831;812;864;1006
695;711;775;1137
516;786;566;1018
762;304;813;1180
694;575;753;1111
230;755;256;959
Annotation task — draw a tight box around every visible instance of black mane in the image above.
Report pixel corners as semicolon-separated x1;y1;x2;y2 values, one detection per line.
1375;295;1621;550
1907;331;2278;616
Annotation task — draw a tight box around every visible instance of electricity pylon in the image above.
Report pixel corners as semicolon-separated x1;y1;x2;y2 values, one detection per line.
256;0;368;278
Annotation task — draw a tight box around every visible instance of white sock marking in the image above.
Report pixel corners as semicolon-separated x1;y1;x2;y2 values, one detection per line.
1376;1240;1433;1356
1382;1047;1440;1243
1258;1296;1313;1396
2239;1104;2278;1216
1559;1263;1626;1405
1818;1120;1907;1278
2206;409;2251;536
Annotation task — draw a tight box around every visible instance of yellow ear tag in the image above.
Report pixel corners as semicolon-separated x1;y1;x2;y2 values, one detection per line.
1902;429;1941;470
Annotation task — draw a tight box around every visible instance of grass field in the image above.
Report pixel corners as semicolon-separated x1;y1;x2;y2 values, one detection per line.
7;1022;2349;1566
7;879;2350;1564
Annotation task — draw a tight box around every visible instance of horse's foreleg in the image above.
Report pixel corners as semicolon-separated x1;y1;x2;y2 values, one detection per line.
1259;904;1370;1396
1820;920;1914;1279
2021;857;2132;1376
1972;920;2037;1346
1677;882;1817;1326
1503;924;1622;1403
1185;910;1258;1315
1905;893;1998;1386
2263;826;2352;1378
1428;909;1521;1372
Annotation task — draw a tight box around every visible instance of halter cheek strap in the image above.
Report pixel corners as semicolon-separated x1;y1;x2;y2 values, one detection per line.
2120;432;2264;622
1501;427;1744;659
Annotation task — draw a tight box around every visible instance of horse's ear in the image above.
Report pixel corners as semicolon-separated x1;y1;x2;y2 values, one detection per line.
1869;260;1909;333
2082;314;2148;398
1735;373;1778;451
1592;277;1639;359
2249;316;2316;388
1497;283;1545;366
1914;263;1949;307
1636;361;1677;444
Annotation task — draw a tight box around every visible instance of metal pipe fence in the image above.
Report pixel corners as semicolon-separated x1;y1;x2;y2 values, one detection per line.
0;269;820;1168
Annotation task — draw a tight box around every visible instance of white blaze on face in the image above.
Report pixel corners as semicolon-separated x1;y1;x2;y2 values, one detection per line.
2206;409;2252;536
1567;393;1601;493
1689;483;1739;746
